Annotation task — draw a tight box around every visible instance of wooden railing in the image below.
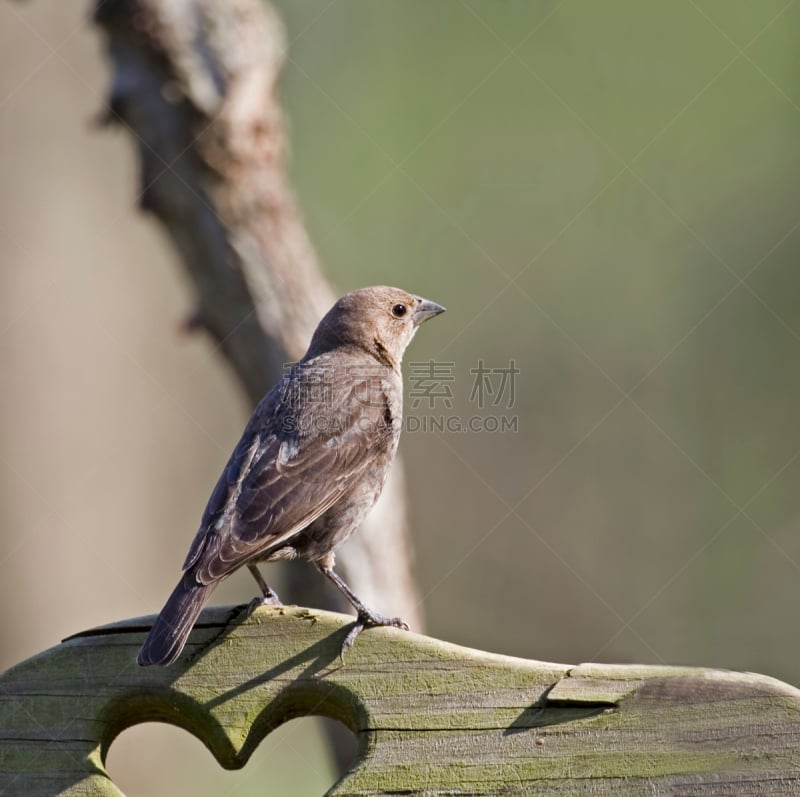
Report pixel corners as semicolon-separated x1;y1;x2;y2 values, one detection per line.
2;605;800;794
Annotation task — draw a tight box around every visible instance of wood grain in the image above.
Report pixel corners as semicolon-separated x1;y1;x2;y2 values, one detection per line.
2;606;799;794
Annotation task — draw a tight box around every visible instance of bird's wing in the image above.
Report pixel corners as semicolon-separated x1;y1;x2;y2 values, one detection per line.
183;375;395;584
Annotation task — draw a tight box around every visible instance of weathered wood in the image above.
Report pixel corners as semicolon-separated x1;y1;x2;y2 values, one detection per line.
1;607;799;795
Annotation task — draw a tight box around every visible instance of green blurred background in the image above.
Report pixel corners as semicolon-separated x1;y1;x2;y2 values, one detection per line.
2;1;800;793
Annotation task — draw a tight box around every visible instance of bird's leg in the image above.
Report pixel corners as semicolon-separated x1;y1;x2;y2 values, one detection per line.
246;564;282;616
316;562;409;654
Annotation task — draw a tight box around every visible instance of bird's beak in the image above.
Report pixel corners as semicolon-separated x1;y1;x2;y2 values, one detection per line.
413;297;446;326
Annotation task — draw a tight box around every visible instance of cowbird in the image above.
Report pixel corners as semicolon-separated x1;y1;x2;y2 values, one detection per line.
138;286;445;666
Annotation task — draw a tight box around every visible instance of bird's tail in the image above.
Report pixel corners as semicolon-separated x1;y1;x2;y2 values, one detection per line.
137;574;216;667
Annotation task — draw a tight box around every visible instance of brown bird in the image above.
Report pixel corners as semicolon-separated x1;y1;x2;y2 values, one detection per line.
138;286;445;666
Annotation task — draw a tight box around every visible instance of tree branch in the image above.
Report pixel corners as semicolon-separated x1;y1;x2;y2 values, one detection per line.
92;0;423;628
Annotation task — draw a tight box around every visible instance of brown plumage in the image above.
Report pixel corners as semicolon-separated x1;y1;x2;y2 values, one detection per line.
137;286;445;666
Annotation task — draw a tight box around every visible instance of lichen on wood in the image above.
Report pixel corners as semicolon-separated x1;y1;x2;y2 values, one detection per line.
2;605;799;795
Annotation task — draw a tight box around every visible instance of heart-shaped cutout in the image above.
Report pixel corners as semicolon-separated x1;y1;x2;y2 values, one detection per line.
108;716;356;796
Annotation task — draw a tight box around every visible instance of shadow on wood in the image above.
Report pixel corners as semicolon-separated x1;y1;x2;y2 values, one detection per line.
2;605;800;795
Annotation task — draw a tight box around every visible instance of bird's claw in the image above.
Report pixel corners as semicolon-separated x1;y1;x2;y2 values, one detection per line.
339;611;409;658
359;609;409;631
261;591;282;606
245;592;282;618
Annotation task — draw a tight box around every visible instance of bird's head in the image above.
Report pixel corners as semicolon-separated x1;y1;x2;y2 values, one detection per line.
306;286;446;370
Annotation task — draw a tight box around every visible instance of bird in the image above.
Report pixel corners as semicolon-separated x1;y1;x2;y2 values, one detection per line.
137;286;445;666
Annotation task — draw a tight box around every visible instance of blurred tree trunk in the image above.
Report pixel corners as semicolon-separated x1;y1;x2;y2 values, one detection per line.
93;0;422;771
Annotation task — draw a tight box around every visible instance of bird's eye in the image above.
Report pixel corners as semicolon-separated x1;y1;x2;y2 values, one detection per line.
391;304;407;318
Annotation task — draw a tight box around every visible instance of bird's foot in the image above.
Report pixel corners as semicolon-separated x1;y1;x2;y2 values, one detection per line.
245;590;282;618
261;587;282;605
340;610;409;658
